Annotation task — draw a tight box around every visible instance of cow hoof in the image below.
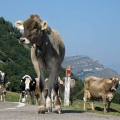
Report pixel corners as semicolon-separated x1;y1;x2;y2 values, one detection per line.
54;110;62;114
38;106;46;114
47;108;52;113
38;109;45;114
45;107;52;113
54;105;62;114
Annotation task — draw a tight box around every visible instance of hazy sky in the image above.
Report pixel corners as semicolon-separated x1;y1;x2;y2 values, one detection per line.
0;0;120;73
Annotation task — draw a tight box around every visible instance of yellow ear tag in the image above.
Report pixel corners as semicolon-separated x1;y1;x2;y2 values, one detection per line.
21;80;22;82
41;25;47;30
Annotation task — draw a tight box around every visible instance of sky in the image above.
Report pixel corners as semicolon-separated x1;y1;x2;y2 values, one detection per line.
0;0;120;73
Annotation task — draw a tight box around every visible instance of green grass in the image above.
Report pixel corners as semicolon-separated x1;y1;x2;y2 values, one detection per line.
62;100;120;116
5;92;120;116
6;91;20;102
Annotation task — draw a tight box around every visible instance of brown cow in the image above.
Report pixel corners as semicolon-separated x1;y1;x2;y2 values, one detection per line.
0;71;10;102
83;76;119;114
15;14;65;114
0;82;10;102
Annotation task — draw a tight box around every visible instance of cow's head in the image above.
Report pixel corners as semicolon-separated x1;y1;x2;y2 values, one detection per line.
14;14;48;45
0;71;7;84
20;75;36;91
109;77;119;92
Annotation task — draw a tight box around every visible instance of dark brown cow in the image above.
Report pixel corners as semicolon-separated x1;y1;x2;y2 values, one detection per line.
15;14;65;114
83;76;119;114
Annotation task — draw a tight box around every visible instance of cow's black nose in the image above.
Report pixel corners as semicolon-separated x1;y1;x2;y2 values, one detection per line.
20;38;25;43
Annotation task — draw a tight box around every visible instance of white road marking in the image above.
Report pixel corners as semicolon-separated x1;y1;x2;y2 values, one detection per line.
15;102;25;107
0;102;25;111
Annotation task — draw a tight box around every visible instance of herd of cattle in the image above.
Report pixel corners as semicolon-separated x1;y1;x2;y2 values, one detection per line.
0;69;120;114
0;14;120;114
19;75;76;106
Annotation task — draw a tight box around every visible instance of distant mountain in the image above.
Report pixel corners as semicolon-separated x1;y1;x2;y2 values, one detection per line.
62;55;120;81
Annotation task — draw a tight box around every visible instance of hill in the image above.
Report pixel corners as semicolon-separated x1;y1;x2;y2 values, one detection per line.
62;55;120;92
62;55;120;80
0;17;37;91
0;17;83;93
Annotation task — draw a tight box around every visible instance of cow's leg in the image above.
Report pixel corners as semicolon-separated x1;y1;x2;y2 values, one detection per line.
31;91;35;105
107;101;111;112
53;80;62;113
31;46;40;77
31;47;46;113
51;89;55;107
91;101;95;110
70;97;74;106
83;90;88;111
46;67;61;113
0;95;3;101
102;95;107;114
19;93;21;102
3;92;6;102
38;70;46;114
38;77;46;113
29;92;35;105
45;74;53;113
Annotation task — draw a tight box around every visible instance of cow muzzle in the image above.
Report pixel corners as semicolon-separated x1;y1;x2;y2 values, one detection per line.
25;88;30;91
19;38;30;44
19;38;25;44
110;87;116;92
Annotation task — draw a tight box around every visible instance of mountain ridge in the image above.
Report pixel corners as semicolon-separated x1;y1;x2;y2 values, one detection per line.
62;55;120;81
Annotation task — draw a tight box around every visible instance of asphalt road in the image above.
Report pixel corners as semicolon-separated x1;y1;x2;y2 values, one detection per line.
0;102;120;120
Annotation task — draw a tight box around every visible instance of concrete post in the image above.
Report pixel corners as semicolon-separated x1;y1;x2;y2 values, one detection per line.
64;65;71;106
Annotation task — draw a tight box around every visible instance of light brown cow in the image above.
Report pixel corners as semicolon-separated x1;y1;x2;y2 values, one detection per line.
0;82;10;102
15;14;65;114
83;76;119;114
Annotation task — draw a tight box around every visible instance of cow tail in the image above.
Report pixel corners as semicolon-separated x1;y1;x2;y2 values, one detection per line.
75;89;84;98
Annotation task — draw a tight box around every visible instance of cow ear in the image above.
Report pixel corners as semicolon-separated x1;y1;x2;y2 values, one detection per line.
106;79;112;84
41;20;48;30
14;20;24;30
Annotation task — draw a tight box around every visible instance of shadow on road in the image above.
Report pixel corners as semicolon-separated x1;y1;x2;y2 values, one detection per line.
94;106;120;113
62;109;84;114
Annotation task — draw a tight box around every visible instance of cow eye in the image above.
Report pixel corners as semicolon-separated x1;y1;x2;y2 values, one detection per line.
32;25;37;30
